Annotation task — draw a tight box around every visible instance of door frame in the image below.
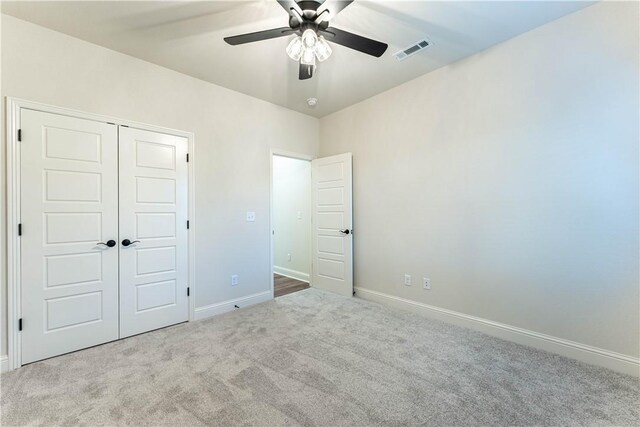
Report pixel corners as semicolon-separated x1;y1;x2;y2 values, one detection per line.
269;149;314;298
4;97;196;371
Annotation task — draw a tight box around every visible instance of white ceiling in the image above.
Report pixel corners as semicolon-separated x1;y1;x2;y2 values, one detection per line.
2;1;595;117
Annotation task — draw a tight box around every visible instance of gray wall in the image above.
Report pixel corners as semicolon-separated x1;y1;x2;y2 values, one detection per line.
320;2;639;357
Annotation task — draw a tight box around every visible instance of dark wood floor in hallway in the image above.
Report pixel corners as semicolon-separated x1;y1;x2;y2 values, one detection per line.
274;274;310;298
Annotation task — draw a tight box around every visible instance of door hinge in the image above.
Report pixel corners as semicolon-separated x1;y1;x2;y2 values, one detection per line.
187;220;190;229
18;224;22;236
18;129;22;141
186;153;189;162
18;318;23;331
187;287;190;297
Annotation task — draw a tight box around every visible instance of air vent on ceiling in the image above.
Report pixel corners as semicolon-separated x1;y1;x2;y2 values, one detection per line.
393;39;432;61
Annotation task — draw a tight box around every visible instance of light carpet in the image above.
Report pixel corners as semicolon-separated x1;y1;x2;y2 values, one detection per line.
1;289;638;426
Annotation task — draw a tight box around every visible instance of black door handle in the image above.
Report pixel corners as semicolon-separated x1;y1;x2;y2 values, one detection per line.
121;239;140;247
339;229;351;235
97;240;116;248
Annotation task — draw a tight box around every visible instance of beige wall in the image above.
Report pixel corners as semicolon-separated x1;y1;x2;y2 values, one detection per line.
320;1;639;358
0;15;319;355
273;155;311;280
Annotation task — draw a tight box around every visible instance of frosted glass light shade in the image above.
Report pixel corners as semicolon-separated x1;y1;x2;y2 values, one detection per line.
315;35;332;62
286;36;303;61
301;47;316;66
301;29;317;49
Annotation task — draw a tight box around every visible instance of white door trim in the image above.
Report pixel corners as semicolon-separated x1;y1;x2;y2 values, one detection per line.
4;97;196;371
269;149;314;299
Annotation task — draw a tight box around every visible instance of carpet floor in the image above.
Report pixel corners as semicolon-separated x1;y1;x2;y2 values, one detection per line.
1;289;638;426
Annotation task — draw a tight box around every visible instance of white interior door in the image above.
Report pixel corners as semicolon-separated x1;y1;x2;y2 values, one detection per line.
311;153;353;297
20;109;119;364
118;127;189;338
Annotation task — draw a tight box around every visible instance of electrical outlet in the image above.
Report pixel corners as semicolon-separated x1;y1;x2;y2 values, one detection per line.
246;211;256;222
423;278;431;290
231;274;239;286
404;274;412;286
287;253;291;262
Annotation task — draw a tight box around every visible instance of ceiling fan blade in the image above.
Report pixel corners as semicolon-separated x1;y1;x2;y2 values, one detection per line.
316;1;354;23
320;27;388;57
299;63;314;80
224;27;294;45
277;0;302;16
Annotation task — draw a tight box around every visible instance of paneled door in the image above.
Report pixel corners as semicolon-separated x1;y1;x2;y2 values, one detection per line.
20;109;119;364
311;153;353;297
118;127;189;338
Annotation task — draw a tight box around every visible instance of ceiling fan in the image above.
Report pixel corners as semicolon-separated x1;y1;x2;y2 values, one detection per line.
224;1;388;80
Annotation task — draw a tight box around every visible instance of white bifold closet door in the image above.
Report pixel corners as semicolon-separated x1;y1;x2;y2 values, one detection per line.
20;109;189;364
20;109;120;364
118;127;189;338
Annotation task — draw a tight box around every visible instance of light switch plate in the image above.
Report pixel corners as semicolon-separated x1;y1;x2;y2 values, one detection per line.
246;211;256;222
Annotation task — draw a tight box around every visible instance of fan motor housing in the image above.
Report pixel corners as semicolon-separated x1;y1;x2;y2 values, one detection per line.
289;1;329;32
297;1;322;13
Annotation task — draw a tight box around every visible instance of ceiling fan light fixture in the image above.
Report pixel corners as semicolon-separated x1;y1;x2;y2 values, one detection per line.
289;30;330;65
315;35;332;62
286;36;303;61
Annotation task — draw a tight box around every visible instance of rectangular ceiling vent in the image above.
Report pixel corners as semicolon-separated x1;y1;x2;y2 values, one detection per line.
394;39;432;61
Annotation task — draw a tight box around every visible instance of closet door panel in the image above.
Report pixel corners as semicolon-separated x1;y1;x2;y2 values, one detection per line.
20;109;119;364
118;127;189;338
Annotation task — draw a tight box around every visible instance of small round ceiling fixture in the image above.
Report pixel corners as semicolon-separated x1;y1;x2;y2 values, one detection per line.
307;97;318;108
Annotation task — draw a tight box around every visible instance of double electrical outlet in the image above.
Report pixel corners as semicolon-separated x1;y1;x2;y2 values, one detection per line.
404;274;431;290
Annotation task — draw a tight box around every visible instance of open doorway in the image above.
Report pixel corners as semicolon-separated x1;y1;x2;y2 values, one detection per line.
271;154;312;297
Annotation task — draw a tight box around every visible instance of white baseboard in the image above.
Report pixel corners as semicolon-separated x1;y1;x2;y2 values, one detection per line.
274;266;309;283
355;287;640;377
1;355;8;373
194;291;272;321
